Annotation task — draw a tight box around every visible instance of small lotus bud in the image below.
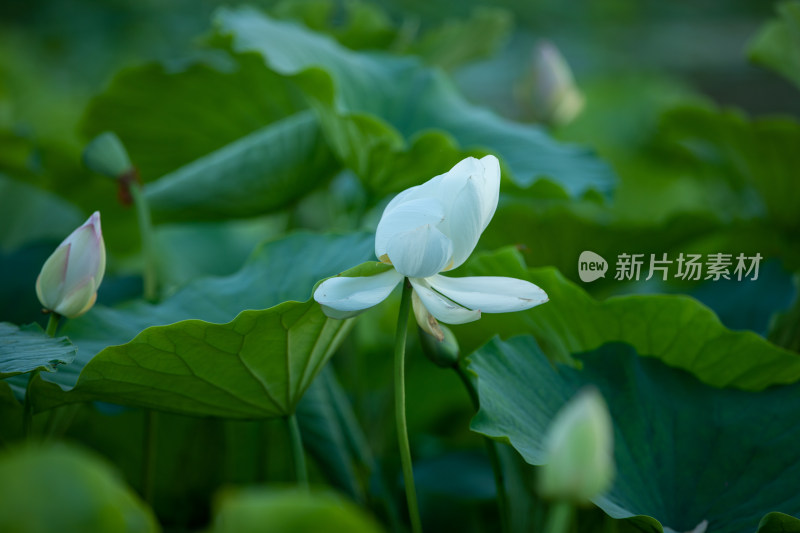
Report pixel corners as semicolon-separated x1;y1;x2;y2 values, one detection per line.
522;40;584;126
418;323;460;368
83;132;133;179
538;388;614;504
35;212;106;319
412;290;444;341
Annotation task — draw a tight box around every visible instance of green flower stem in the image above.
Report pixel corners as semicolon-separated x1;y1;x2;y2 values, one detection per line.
128;183;158;301
43;404;81;439
287;413;309;489
395;280;423;533
24;313;62;437
45;312;61;337
142;410;158;505
455;366;510;533
543;501;574;533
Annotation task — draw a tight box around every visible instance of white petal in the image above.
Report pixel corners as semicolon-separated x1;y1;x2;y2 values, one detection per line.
89;212;106;289
412;289;444;341
438;156;501;270
313;269;403;316
53;275;97;318
427;274;548;313
62;225;99;289
439;176;483;270
439;157;484;192
375;197;445;260
36;243;70;310
61;212;105;291
380;161;456;213
476;155;501;231
374;157;500;270
379;184;427;217
62;212;102;249
409;278;481;324
319;305;364;320
379;157;482;222
387;225;453;278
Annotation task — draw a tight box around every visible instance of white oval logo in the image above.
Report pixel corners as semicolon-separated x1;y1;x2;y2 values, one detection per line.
578;251;608;282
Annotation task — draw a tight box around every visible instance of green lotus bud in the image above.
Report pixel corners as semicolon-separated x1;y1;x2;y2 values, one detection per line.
418;323;460;368
0;444;158;532
36;212;106;318
538;387;614;504
83;131;133;178
522;40;584;126
212;488;383;533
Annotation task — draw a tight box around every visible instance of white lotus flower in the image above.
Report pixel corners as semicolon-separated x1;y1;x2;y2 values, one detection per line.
36;212;106;319
313;156;548;330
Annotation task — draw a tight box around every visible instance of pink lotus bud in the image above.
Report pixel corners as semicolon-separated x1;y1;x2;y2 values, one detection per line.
35;212;106;318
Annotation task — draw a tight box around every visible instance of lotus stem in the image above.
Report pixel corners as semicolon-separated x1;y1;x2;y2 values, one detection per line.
128;183;158;301
288;413;309;489
543;500;573;533
45;312;60;337
395;279;422;533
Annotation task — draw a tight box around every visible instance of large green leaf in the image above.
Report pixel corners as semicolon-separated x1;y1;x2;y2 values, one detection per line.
453;248;800;390
551;76;721;223
26;232;375;414
0;322;76;378
32;299;351;418
404;7;513;70
143;111;338;221
273;1;511;69
469;336;800;533
81;53;308;182
153;215;287;291
661;105;800;233
82;53;338;222
213;6;615;197
748;1;800;89
272;0;397;51
758;513;800;533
